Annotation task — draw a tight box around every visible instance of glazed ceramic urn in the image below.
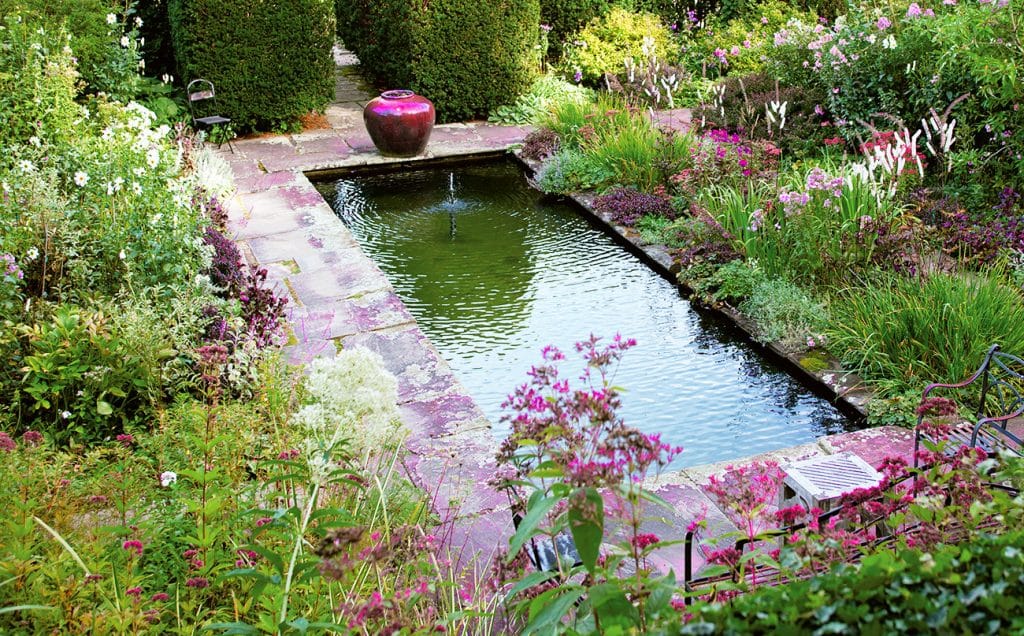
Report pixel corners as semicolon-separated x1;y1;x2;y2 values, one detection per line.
363;90;435;157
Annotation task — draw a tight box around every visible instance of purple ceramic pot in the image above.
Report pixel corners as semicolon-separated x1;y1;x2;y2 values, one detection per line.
363;90;435;158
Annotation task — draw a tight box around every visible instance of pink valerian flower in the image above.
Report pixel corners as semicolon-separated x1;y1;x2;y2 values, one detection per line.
151;592;170;602
774;504;808;526
906;3;922;17
705;546;742;568
22;430;43;446
116;433;134;448
126;586;143;598
631;533;660;551
185;577;209;589
705;461;784;540
122;540;144;556
0;432;15;452
876;16;892;29
915;396;958;417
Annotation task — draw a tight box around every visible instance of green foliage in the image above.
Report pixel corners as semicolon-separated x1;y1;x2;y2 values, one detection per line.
739;275;825;346
168;0;335;132
411;0;540;122
18;303;173;445
557;7;673;85
335;0;417;88
0;14;80;147
0;0;143;99
488;74;593;126
694;258;768;304
684;527;1024;633
826;271;1024;393
536;147;611;194
338;0;539;123
540;0;616;59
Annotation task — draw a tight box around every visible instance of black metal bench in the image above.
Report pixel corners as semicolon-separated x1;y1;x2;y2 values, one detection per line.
914;344;1024;467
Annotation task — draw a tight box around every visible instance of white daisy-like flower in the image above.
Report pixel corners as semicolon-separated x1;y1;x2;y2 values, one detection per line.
160;471;177;487
28;136;41;147
18;160;35;173
25;247;39;261
131;181;142;195
61;410;71;419
134;17;143;28
146;147;160;169
120;35;130;48
106;13;117;25
118;249;126;260
74;171;89;187
101;127;114;141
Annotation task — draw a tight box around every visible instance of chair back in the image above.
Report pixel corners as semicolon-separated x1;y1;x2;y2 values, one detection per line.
187;79;219;123
980;346;1024;421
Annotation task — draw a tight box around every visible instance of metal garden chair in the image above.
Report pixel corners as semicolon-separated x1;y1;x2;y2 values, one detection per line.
187;78;234;152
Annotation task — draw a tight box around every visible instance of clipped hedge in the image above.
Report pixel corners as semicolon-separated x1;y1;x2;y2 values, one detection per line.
336;0;539;123
168;0;334;132
683;528;1024;634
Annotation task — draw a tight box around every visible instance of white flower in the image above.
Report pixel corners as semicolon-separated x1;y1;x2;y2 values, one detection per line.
106;13;117;25
28;136;41;147
61;410;71;419
18;160;35;173
294;349;404;461
160;471;177;487
146;147;161;169
134;17;143;28
74;171;89;187
25;247;38;261
101;127;114;141
120;36;130;48
131;181;142;195
118;249;126;260
133;166;146;177
161;74;173;85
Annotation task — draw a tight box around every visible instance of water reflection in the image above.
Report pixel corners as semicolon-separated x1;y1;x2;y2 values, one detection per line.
317;161;852;468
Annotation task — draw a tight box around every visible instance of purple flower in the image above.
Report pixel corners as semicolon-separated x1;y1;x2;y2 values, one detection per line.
0;432;16;452
876;16;892;29
122;540;144;556
573;70;582;83
185;577;209;589
906;3;922;17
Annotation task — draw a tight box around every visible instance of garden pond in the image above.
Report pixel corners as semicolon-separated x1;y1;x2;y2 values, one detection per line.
316;160;854;467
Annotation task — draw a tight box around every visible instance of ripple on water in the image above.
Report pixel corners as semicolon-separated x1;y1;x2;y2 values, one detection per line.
316;161;851;468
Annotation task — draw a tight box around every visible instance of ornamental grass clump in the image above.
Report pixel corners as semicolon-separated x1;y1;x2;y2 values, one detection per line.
826;270;1024;392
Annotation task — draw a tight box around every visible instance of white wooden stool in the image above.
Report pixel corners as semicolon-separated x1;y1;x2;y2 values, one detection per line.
779;452;884;513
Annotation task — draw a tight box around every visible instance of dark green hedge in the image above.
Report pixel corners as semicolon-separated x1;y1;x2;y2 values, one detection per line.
540;0;616;60
336;0;539;123
168;0;334;132
682;529;1024;634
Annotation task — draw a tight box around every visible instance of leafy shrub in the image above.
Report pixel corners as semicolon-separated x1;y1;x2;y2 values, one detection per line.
0;0;142;99
338;0;539;123
693;73;830;157
168;0;335;132
694;258;768;304
826;271;1024;393
540;0;617;60
519;127;562;162
739;276;825;346
488;74;592;126
535;147;611;194
558;8;673;86
593;187;675;225
684;528;1024;633
335;0;416;88
411;0;540;122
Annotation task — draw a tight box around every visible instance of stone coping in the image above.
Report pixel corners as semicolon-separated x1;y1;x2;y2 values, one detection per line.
219;118;913;580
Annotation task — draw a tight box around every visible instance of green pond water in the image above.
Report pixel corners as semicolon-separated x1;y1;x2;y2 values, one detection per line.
316;160;852;467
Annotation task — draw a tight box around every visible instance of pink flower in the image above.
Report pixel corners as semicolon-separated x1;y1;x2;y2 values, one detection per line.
122;540;144;556
631;533;661;550
116;433;134;448
185;577;209;589
0;432;16;452
126;586;142;597
22;430;43;446
876;16;892;29
151;592;170;602
906;3;922;17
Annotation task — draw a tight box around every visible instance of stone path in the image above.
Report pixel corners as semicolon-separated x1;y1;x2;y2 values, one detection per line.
217;49;918;581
